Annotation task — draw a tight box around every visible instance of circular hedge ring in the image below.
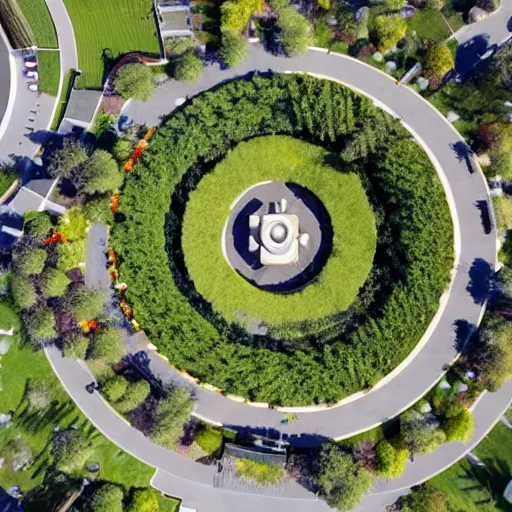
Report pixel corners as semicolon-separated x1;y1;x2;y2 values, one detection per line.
182;136;376;328
113;73;453;405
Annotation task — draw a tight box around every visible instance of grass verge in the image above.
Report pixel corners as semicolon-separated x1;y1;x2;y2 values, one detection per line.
37;51;60;97
16;0;58;48
63;0;160;89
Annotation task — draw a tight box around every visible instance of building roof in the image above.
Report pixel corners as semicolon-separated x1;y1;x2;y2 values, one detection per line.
160;10;190;32
224;444;287;465
63;89;102;124
24;178;54;198
7;188;44;215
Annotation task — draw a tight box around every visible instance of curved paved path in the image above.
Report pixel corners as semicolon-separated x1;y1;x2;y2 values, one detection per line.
123;45;497;440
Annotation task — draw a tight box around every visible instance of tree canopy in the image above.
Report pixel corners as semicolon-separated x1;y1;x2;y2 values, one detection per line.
114;63;155;102
173;51;203;83
81;150;123;195
400;409;446;455
374;15;407;51
40;268;71;298
88;484;124;512
47;138;87;178
89;327;125;363
219;30;248;68
221;0;262;33
277;7;314;57
425;43;454;79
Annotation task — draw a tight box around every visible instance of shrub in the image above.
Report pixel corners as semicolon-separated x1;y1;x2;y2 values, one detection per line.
14;248;47;275
173;51;203;83
27;307;56;343
494;196;512;233
96;113;115;133
221;0;262;32
26;381;52;410
65;287;108;322
219;30;248;68
10;274;37;310
127;488;159;512
426;0;445;9
425;43;454;79
81;150;123;195
40;268;71;298
47;138;87;178
165;37;196;56
3;438;32;471
63;333;90;359
57;208;88;241
23;211;52;241
400;409;446;455
398;483;447;512
88;483;124;512
488;124;512;179
102;375;129;402
442;409;474;443
112;138;134;164
83;195;114;224
52;428;91;472
374;14;407;51
318;0;330;9
315;443;373;511
475;0;500;12
277;7;314;57
56;239;86;271
384;0;407;9
235;458;284;484
375;440;409;478
479;317;512;391
89;327;125;363
151;386;194;448
195;424;224;455
116;380;151;414
114;63;154;102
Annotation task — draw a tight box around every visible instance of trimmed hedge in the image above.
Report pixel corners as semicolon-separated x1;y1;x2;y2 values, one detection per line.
112;74;453;405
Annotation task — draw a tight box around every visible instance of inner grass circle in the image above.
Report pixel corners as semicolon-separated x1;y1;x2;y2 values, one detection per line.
181;136;377;328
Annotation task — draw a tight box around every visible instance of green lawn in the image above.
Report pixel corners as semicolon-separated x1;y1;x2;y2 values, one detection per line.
51;70;74;131
37;51;60;97
0;300;180;511
431;458;497;512
63;0;160;89
16;0;58;48
0;169;16;197
407;8;452;42
182;136;377;327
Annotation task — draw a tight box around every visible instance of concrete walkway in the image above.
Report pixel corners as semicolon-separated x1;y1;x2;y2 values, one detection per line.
45;343;512;511
122;45;497;440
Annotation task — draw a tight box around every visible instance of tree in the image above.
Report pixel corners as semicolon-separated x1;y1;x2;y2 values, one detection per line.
40;268;71;298
27;307;56;343
47;138;87;178
83;195;114;224
64;287;108;322
384;0;407;9
127;488;160;512
88;483;124;512
3;438;33;471
425;43;454;79
57;207;88;241
400;409;446;455
375;441;409;478
102;375;129;402
173;51;203;83
442;409;474;443
112;138;134;164
398;483;447;512
219;30;248;68
479;317;512;391
488;124;512;179
318;0;330;9
52;429;91;472
490;42;512;91
314;442;373;511
374;14;407;51
426;0;445;9
114;63;154;102
63;333;90;359
23;211;52;241
221;0;262;33
151;386;194;448
475;0;500;12
116;380;151;414
81;150;123;195
277;8;314;57
89;327;125;363
10;274;37;310
26;381;52;410
165;37;197;57
57;239;86;272
14;248;47;275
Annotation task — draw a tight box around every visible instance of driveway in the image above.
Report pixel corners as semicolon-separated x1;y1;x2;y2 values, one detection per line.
0;27;10;129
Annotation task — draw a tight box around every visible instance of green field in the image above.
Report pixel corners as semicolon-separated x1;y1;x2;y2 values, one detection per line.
0;301;179;511
407;8;452;42
37;51;60;96
16;0;58;48
63;0;160;89
183;136;376;327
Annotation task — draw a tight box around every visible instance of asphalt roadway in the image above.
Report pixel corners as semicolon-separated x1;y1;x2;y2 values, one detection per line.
123;45;497;440
0;31;10;129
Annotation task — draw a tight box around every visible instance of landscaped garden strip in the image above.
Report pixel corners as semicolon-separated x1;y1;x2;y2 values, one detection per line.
63;0;160;89
17;0;58;48
51;70;74;131
183;136;376;326
112;73;453;405
37;51;60;97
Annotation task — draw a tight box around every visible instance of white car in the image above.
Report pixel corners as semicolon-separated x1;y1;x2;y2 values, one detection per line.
28;83;38;92
24;60;37;69
24;70;38;80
